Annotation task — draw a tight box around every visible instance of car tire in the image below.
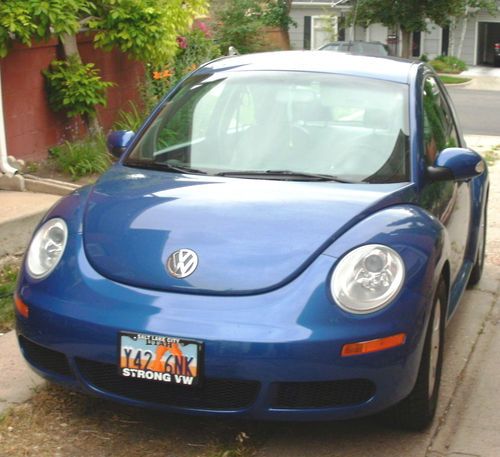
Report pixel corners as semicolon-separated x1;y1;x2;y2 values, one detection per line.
468;205;487;287
386;280;446;431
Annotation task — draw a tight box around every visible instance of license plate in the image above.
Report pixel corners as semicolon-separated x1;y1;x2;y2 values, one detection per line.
119;331;201;386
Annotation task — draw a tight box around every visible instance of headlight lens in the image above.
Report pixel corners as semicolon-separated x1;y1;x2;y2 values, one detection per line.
331;244;405;314
26;218;68;279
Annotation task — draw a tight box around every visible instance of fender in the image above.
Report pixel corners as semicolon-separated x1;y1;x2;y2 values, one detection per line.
323;204;450;317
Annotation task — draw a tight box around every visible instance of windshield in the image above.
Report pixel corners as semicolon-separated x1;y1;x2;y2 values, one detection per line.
125;71;410;183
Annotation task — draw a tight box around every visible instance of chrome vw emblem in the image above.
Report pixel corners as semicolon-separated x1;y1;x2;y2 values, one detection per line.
166;249;198;279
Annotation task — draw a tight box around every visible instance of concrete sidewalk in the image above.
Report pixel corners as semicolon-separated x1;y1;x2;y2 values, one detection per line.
0;191;60;259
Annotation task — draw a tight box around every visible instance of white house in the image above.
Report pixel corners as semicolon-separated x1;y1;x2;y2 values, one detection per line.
290;0;500;65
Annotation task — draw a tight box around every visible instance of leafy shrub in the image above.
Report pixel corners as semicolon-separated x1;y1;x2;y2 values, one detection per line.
50;133;112;179
113;101;146;132
142;24;221;110
43;56;114;120
261;0;296;31
430;55;468;74
212;0;266;54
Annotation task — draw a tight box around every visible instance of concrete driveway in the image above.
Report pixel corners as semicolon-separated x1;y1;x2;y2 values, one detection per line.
461;65;500;77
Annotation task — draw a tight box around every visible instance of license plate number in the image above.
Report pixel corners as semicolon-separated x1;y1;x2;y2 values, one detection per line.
119;331;201;386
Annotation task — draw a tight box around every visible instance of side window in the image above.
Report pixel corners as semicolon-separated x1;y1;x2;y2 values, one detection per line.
423;77;460;165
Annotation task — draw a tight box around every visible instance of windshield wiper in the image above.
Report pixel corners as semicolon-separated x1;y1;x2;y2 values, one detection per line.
216;170;354;183
125;159;207;175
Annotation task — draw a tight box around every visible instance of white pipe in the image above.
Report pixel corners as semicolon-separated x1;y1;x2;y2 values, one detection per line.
0;64;18;177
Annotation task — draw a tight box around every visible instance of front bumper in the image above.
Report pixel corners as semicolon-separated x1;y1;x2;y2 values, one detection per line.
16;239;432;421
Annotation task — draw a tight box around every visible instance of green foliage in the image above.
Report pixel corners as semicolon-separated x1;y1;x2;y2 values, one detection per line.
0;0;207;63
169;27;221;85
142;26;221;110
261;0;296;31
113;101;146;132
352;0;495;33
0;0;90;57
43;56;114;119
0;264;18;332
212;0;266;54
89;0;208;64
50;133;112;179
430;55;468;73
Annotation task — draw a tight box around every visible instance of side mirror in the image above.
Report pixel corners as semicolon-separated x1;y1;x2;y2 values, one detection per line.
427;147;485;182
106;130;135;158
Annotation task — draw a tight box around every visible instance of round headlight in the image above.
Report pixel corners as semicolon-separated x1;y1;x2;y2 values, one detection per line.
331;244;405;314
26;218;68;279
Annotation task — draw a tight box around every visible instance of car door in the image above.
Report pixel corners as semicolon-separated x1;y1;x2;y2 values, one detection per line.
419;75;472;287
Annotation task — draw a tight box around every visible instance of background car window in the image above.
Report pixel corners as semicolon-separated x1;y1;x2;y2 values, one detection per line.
423;77;460;165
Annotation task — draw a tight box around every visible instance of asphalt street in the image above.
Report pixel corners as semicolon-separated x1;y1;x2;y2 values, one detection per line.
448;87;500;136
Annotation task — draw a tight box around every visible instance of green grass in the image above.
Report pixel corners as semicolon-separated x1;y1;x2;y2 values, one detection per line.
439;75;471;85
50;132;112;180
0;265;19;332
484;147;499;166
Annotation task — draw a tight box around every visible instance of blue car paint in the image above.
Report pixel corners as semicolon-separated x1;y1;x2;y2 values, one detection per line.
82;166;416;295
15;52;489;421
17;189;431;420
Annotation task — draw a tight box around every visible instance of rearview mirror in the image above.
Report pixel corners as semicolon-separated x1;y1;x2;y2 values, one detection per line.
107;130;135;158
427;147;485;182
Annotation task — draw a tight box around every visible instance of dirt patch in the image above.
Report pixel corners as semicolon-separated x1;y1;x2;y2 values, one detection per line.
0;385;258;457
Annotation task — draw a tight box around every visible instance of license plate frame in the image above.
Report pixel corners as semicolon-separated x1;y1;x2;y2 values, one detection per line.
118;331;202;387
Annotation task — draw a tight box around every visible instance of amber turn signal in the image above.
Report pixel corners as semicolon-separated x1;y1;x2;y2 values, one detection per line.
14;293;29;318
341;333;406;357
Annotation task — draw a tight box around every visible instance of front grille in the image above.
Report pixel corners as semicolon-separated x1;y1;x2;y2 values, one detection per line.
272;379;375;409
18;336;73;378
76;358;260;410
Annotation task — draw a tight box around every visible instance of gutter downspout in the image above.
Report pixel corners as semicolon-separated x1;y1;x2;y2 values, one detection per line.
0;63;18;177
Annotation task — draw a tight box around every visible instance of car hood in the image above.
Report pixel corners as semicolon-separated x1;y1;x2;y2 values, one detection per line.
82;166;414;295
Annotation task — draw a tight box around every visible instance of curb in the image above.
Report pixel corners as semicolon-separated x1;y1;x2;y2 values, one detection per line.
0;192;61;258
24;174;80;196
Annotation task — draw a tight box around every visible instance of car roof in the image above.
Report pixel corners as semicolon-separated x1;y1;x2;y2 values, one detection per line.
203;51;419;84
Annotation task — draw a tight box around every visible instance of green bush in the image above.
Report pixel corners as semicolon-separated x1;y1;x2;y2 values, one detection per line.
261;0;296;31
142;25;221;110
50;133;112;179
430;55;468;74
43;56;114;120
113;101;146;132
212;0;266;54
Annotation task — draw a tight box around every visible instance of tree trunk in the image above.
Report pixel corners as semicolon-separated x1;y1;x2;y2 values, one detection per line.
457;13;468;59
401;29;412;59
282;0;292;50
60;33;82;61
449;17;456;57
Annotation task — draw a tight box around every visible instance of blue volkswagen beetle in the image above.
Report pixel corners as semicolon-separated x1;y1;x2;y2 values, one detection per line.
15;52;488;430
